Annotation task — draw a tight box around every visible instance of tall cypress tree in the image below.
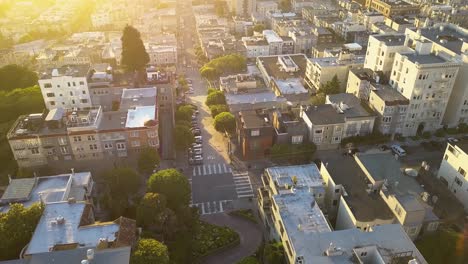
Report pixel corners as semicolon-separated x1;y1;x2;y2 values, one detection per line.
121;25;149;86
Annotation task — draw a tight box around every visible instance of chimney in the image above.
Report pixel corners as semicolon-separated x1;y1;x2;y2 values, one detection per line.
71;168;75;175
415;40;432;55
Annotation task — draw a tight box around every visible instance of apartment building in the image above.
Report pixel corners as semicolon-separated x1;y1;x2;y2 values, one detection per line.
256;1;278;16
8;102;158;170
364;34;411;78
326;93;376;138
39;65;93;110
355;152;440;240
389;41;462;136
242;36;270;58
404;24;468;128
368;85;409;135
228;0;257;17
365;0;420;17
305;51;365;93
263;30;294;55
0;171;94;213
236;110;274;160
438;140;468;212
257;164;427;264
145;43;177;65
256;54;310;104
346;68;386;100
300;105;346;150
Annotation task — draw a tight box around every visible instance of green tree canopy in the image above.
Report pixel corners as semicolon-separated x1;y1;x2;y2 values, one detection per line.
279;0;291;12
147;169;191;211
237;256;260;264
102;167;141;217
131;238;170;264
214;112;236;134
0;65;38;91
263;241;286;264
136;193;167;229
205;91;226;106
174;124;194;150
0;203;44;260
310;93;326;105
121;25;149;72
200;54;246;80
175;105;194;122
253;24;266;33
138;147;160;174
209;104;229;118
321;75;340;95
0;86;45;123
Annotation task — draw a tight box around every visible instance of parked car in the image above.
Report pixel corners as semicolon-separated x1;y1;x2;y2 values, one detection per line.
391;144;407;157
447;137;459;144
189;157;203;165
189;148;203;155
191;143;202;148
192;130;201;136
195;137;202;144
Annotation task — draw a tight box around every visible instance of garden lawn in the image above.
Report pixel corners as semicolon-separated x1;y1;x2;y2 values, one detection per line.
192;221;240;259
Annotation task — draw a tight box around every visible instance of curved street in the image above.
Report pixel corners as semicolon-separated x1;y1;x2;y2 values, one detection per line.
200;213;263;264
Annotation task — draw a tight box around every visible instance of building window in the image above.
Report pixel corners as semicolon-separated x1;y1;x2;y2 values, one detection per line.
104;143;113;149
60;146;68;154
87;135;95;141
73;136;82;142
147;131;157;138
291;135;303;144
81;99;88;104
117;143;126;150
149;140;157;146
46;93;55;97
314;129;323;134
131;140;141;147
251;129;260;136
31;148;39;154
50;101;56;106
89;144;98;150
458;168;466;177
79;81;85;85
444;154;448;161
130;131;139;137
43;83;52;88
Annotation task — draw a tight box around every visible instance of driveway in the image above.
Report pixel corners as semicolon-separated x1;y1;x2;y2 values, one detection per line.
200;213;262;264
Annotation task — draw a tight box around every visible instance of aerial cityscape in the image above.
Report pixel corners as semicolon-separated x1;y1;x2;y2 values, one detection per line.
0;0;467;263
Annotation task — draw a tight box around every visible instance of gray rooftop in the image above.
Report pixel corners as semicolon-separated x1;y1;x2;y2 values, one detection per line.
273;186;426;263
404;53;447;65
327;93;374;119
372;34;406;46
416;24;468;54
303;105;345;125
266;164;324;192
372;86;409;105
453;140;468;155
40;65;90;79
120;87;157;110
355;153;426;212
0;172;92;213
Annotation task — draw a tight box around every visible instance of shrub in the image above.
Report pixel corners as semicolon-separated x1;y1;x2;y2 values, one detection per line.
340;132;389;147
434;129;446;137
421;131;432;139
192;221;239;258
209;104;229;118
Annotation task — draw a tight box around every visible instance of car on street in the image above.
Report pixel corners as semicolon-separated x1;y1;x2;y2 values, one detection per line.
447;137;459;144
191;143;202;149
189;157;203;165
391;144;407;157
189;148;202;155
195;136;202;144
192;129;201;136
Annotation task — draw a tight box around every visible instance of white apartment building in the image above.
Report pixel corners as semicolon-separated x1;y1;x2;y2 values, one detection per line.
438;141;468;212
305;51;365;93
404;24;468;128
256;1;278;16
242;36;270;58
364;34;411;78
263;30;294;55
228;0;256;17
146;44;177;65
389;41;462;136
39;65;92;110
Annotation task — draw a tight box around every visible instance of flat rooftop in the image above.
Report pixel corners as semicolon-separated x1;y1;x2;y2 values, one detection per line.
0;172;92;213
372;34;406;46
453;140;468;155
403;53;448;65
26;202;121;255
266;164;324;190
120;87;157;110
416;24;467;54
125;105;156;128
274;78;308;95
257;54;308;80
327;93;374;119
226;91;285;105
372;86;409;105
39;64;90;79
355;153;426;212
311;54;365;67
239;110;270;129
324;159;395;222
303;104;345;125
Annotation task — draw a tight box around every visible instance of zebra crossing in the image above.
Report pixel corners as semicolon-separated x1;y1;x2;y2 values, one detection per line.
191;200;233;215
192;163;232;176
233;172;254;199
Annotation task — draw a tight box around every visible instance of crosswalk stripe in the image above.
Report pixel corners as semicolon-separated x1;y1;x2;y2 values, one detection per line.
198;166;201;176
203;165;206;175
238;193;254;198
223;164;227;173
213;164;217;174
193;167;196;175
218;163;222;173
207;164;212;174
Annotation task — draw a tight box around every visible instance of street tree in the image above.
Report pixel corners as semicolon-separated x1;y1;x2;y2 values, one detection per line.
102;167;141;217
321;75;340;95
200;54;246;80
209;104;229;118
174;125;194;150
0;203;44;260
214;112;236;134
147;169;191;211
121;25;149;86
138;147;160;174
253;24;266;33
131;238;170;264
136;193;167;229
205;91;226;106
175;105;194;122
310;93;326;105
